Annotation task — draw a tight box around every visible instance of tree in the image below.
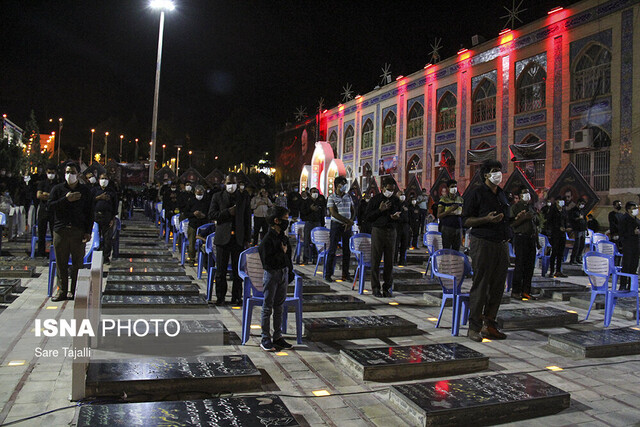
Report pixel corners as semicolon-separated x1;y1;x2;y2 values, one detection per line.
23;110;49;172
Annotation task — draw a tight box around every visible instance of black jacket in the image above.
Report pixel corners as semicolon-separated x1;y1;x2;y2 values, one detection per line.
185;194;212;230
208;189;251;246
259;227;294;273
48;182;94;234
547;206;568;236
619;214;640;252
300;196;326;223
365;193;401;229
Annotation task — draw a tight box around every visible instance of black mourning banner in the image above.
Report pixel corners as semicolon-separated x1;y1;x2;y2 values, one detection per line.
179;167;205;185
503;167;539;203
548;162;599;212
205;169;225;188
349;180;362;204
463;169;484;198
430;168;453;201
405;175;422;200
509;141;546;162
365;177;380;196
154;165;177;184
467;146;497;165
84;162;106;180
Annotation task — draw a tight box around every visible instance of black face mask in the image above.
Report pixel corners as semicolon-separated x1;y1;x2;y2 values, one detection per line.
615;205;622;210
277;219;289;231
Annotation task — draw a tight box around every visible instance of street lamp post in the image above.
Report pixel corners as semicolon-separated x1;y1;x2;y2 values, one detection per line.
134;138;139;162
188;150;192;167
162;144;166;166
175;145;182;176
119;134;124;162
104;132;109;165
90;129;95;164
148;0;175;183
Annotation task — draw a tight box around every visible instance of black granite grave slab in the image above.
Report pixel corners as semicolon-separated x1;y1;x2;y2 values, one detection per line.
77;396;298;426
614;299;640;321
286;281;332;294
107;275;192;285
101;295;209;313
532;281;586;297
548;327;640;358
297;294;367;312
117;249;172;258
0;255;44;266
103;283;200;296
497;307;579;330
388;373;570;426
108;267;186;276
0;285;13;302
120;232;160;239
111;258;179;268
405;253;429;265
86;355;262;398
303;315;418;341
0;265;36;278
341;343;488;381
569;293;606;310
393;278;441;292
423;291;510;307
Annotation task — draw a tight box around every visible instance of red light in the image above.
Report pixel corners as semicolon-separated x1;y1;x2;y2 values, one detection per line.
457;48;468;55
323;109;328;113
499;28;511;35
500;33;514;45
548;6;563;14
395;75;404;81
355;94;362;99
424;63;432;69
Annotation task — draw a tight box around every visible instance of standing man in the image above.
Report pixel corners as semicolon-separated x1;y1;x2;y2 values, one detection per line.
48;163;93;301
417;188;429;237
437;179;464;251
250;188;273;244
548;198;570;278
208;173;251;306
92;173;118;264
300;187;325;264
325;176;355;282
185;185;211;264
36;165;58;258
462;160;510;342
357;193;372;234
395;190;410;265
618;202;640;291
409;195;422;249
287;187;301;220
569;199;588;265
366;177;401;297
609;200;623;245
510;186;538;299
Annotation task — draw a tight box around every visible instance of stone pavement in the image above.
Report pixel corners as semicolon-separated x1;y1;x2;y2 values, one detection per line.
0;232;640;426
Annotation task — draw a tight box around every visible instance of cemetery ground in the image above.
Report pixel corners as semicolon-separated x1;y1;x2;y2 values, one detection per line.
0;221;640;426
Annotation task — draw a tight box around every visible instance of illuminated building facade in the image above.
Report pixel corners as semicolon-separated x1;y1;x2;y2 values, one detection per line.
320;0;640;203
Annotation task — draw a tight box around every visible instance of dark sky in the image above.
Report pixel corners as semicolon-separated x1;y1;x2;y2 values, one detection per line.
0;0;579;164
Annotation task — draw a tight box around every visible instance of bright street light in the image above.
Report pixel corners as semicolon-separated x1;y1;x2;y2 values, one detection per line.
90;129;95;164
148;0;175;183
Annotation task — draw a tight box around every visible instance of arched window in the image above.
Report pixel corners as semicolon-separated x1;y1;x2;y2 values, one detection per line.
573;126;611;192
406;155;423;184
470;141;491;177
436;92;457;132
439;149;455;176
361;119;374;149
472;79;497;123
516;62;546;113
516;134;545;188
572;44;611;101
361;162;372;189
520;134;540;145
343;126;354;154
406;103;424;139
382;112;396;145
345;166;354;187
329;131;338;155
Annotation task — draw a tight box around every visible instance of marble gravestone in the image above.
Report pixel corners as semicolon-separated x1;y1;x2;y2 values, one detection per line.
288;281;332;294
108;267;186;276
0;265;35;278
389;373;570;426
569;293;606;310
106;275;193;285
101;295;209;314
423;291;510;307
296;295;367;312
340;343;488;381
116;249;172;258
531;281;586;299
497;307;579;330
77;396;299;427
103;283;200;296
110;258;178;268
548;327;640;358
393;278;441;292
303;315;418;341
85;355;262;398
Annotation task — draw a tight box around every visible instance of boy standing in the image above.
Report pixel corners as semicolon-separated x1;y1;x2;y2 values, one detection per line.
258;206;295;351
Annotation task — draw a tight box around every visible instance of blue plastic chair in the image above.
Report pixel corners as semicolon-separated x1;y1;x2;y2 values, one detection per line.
608;268;640;327
0;212;5;255
112;217;121;258
423;231;443;278
205;233;217;301
170;214;181;249
591;232;609;250
159;209;166;238
431;249;472;336
536;234;552;277
293;221;305;264
596;240;622;270
426;222;439;233
179;219;189;265
48;222;100;297
310;227;330;277
508;242;516;259
238;247;303;345
154;202;162;225
195;223;214;279
30;223;53;258
350;233;372;295
582;251;615;321
563;232;575;262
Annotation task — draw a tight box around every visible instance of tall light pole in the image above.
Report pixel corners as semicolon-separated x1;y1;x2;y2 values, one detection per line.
104;132;109;165
188;150;193;167
134;138;139;162
119;134;124;162
148;0;175;183
175;145;182;176
90;129;95;164
162;144;166;166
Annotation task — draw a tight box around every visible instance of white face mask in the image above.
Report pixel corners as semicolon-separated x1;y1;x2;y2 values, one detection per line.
546;202;552;207
65;173;78;185
342;184;348;192
185;185;192;192
488;171;502;185
311;193;318;199
239;184;245;191
383;190;394;198
226;183;237;193
47;173;56;180
632;208;639;216
558;200;565;207
399;195;406;202
449;187;457;195
24;176;30;183
578;204;585;210
196;194;204;201
521;193;531;202
411;200;417;205
99;179;109;187
89;177;96;184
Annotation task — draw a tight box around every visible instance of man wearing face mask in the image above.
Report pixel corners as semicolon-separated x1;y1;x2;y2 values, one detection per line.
417;189;429;236
609;200;623;245
437;179;464;251
178;181;194;218
510;187;538;299
325;176;355;282
409;195;422;249
91;173;118;264
84;172;98;188
48;162;93;301
185;185;211;264
569;199;588;265
163;181;180;219
357;193;372;234
547;197;570;278
251;188;273;244
395;190;411;265
366;177;401;297
36;165;59;258
300;187;325;264
618;202;640;290
462;160;510;342
287;187;301;220
208;173;251;305
275;191;288;209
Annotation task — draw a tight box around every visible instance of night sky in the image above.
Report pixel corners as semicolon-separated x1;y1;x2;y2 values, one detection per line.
0;0;580;167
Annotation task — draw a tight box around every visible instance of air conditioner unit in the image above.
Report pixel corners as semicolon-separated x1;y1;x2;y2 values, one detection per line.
573;129;593;149
563;139;575;152
434;153;442;164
